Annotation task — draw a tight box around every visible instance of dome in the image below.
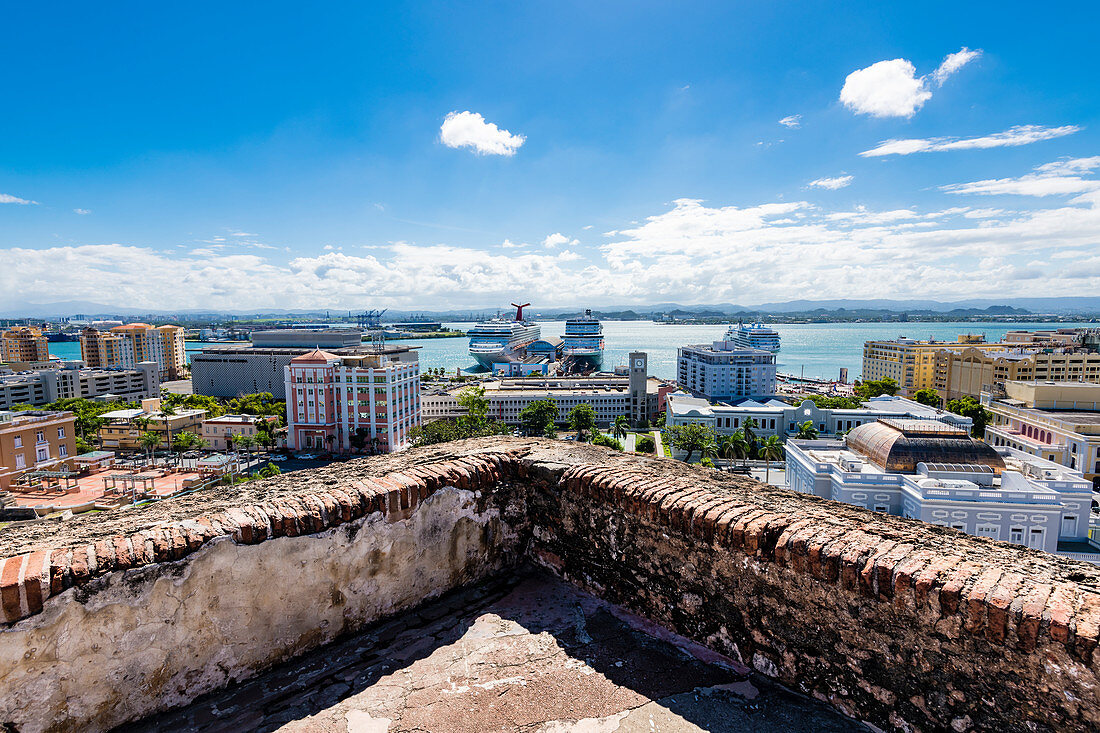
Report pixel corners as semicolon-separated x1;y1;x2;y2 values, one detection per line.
845;419;1005;474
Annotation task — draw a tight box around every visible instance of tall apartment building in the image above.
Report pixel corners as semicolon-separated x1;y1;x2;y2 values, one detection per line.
285;346;420;454
0;361;160;410
80;323;186;380
1;327;49;363
862;329;1098;396
677;340;776;401
935;347;1100;401
982;381;1100;489
0;410;78;490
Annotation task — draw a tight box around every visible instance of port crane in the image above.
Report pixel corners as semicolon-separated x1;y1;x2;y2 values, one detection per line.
356;309;388;329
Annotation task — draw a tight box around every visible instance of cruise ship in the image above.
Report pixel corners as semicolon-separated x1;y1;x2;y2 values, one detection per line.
561;309;604;372
467;303;541;368
724;319;781;352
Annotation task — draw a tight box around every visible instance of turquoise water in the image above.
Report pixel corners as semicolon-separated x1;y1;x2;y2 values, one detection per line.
391;321;1095;381
47;322;1093;382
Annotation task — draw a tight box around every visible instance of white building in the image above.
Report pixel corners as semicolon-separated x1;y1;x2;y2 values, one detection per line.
665;393;971;441
285;346;420;454
421;373;672;428
786;418;1100;564
0;361;160;410
983;380;1100;490
677;341;776;400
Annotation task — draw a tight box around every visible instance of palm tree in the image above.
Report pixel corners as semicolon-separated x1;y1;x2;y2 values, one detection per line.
160;405;178;456
760;435;785;485
795;420;819;440
138;431;162;465
612;415;630;441
741;417;758;451
720;430;750;469
700;436;720;467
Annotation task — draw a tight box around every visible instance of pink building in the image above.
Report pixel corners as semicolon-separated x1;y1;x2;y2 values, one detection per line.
284;346;420;454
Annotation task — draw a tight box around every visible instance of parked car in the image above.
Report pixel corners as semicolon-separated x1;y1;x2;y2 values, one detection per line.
268;454;287;462
296;453;318;460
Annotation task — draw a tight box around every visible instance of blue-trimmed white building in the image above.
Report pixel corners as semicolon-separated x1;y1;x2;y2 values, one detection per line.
677;341;776;401
785;418;1100;563
665;393;972;440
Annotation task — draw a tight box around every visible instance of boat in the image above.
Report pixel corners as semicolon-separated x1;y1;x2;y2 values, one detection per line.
561;309;604;371
467;303;541;368
723;319;781;352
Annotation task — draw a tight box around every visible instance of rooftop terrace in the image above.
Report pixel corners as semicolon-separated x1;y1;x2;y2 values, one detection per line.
2;438;1099;732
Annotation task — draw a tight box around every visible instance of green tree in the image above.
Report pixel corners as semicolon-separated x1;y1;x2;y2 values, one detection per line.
75;436;94;455
611;415;630;441
667;423;717;463
913;389;941;407
788;395;864;410
568;403;597;442
138;431;162;463
456;385;490;425
795;420;819;440
592;433;624;451
518;399;558;437
945;396;993;438
635;434;655;453
855;377;899;399
700;435;720;465
720;430;750;468
760;435;785;484
172;431;201;453
741;417;758;447
409;417;511;446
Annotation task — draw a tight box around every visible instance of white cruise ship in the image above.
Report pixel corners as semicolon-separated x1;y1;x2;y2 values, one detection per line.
724;319;781;352
561;309;604;372
467;303;541;368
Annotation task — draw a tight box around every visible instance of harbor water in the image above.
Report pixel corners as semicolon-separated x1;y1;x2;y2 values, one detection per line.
44;321;1094;383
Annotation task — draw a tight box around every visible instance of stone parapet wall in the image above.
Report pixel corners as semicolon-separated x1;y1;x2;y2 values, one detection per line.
0;450;526;733
1;437;1099;732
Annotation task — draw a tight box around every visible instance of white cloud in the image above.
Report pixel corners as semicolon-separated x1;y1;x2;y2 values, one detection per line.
230;231;256;237
542;232;578;248
941;156;1100;197
778;115;801;128
1;193;37;205
840;47;980;118
932;47;982;86
807;175;853;190
439;111;525;156
73;208;92;215
860;124;1080;157
501;239;522;248
4;160;1100;310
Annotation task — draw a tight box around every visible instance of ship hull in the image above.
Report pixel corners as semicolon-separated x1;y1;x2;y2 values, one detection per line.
470;349;521;368
562;351;604;372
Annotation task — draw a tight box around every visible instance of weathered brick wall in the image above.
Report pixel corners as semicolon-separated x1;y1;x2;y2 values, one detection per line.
0;450;527;733
529;460;1100;732
2;438;1099;732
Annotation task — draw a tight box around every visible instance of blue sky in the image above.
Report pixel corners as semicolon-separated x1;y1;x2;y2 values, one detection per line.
2;1;1098;311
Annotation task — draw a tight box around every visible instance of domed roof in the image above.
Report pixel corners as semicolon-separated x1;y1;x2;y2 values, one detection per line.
845;419;1005;474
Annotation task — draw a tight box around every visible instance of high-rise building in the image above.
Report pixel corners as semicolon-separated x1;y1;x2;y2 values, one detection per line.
285;346;420;454
1;327;49;363
677;341;776;401
80;323;187;380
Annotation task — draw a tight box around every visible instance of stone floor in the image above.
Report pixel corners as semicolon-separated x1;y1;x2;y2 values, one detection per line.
122;572;867;732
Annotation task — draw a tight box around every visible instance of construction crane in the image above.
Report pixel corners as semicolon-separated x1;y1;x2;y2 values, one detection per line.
356;309;388;329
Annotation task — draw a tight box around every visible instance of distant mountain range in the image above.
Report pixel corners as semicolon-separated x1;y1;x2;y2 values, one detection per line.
3;297;1100;320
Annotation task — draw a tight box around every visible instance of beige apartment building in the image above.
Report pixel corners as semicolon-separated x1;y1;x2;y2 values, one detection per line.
935;347;1100;401
1;327;50;364
0;410;78;490
862;329;1099;397
81;323;187;380
983;381;1100;489
201;414;277;451
97;398;206;452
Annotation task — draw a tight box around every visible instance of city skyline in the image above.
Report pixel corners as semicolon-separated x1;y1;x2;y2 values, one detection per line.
2;2;1099;311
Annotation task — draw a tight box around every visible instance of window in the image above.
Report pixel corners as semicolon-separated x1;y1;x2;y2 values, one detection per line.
13;436;22;448
976;525;999;540
1027;528;1045;549
950;522;966;532
873;504;888;513
1062;515;1078;537
59;445;68;458
36;431;44;444
14;454;25;469
36;446;50;462
58;427;66;438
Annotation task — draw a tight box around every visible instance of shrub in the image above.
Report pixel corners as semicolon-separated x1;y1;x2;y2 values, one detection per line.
592;433;624;451
635;434;655;453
